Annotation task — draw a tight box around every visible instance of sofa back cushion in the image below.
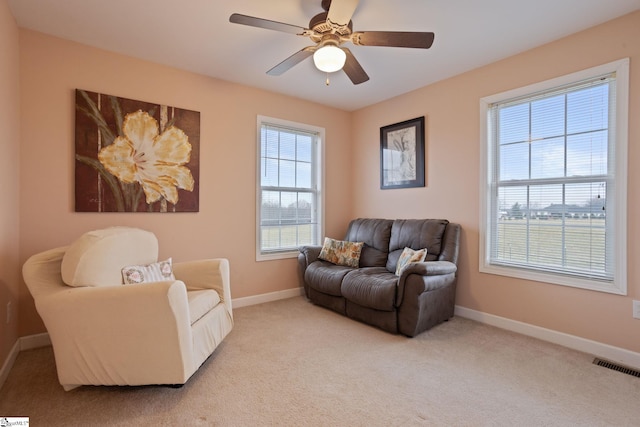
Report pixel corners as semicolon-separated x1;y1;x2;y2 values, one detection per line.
386;219;449;272
344;218;393;267
61;226;159;287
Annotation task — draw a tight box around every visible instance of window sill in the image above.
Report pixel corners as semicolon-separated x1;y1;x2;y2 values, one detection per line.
479;263;626;295
256;250;299;262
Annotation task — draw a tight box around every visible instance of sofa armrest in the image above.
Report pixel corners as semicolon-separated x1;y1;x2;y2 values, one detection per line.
396;261;457;307
299;245;322;265
400;260;457;277
36;280;195;388
298;246;322;296
173;259;232;316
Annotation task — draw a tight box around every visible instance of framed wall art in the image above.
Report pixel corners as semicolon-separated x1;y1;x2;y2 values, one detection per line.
74;89;200;212
380;116;425;189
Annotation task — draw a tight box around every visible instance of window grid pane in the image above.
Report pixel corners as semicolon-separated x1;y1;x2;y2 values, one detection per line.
259;123;319;254
490;77;614;281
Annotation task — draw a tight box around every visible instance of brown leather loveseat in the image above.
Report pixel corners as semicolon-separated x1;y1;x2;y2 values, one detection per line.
298;218;461;337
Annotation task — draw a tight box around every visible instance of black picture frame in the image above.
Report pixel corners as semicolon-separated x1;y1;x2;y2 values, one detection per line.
380;116;425;189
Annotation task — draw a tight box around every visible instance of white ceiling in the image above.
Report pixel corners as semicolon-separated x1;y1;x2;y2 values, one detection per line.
8;0;640;111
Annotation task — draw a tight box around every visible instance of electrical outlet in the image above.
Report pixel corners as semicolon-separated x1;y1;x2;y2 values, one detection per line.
633;300;640;320
6;301;11;324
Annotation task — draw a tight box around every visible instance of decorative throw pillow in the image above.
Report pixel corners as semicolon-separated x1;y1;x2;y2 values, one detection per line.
318;237;364;268
395;247;427;275
122;258;175;284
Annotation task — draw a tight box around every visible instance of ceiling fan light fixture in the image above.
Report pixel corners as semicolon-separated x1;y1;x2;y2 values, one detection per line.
313;45;346;73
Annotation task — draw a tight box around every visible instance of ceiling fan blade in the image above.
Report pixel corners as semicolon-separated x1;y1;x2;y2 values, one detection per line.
342;48;369;85
229;13;307;35
353;31;435;49
327;0;359;26
267;47;315;76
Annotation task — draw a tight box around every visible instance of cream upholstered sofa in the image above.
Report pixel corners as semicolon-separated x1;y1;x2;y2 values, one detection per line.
22;226;233;391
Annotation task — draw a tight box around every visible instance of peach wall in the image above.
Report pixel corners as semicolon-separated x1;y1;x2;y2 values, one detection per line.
17;30;353;336
352;11;640;353
0;0;21;367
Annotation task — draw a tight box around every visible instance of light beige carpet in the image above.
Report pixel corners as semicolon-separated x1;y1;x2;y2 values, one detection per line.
1;296;639;426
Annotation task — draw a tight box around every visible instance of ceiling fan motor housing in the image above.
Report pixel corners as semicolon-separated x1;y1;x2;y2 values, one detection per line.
309;12;353;39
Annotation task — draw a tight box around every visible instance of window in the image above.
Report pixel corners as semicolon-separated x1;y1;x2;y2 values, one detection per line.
479;59;628;294
256;116;324;261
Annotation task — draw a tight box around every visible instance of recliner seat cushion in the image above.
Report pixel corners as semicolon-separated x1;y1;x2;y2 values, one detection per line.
305;261;353;296
341;267;397;311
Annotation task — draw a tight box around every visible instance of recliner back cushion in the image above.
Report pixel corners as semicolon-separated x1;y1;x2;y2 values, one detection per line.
386;219;449;272
344;219;393;267
61;227;159;287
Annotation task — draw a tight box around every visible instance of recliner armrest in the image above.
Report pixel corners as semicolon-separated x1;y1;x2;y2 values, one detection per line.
298;245;322;266
399;260;457;277
298;246;323;297
396;261;458;308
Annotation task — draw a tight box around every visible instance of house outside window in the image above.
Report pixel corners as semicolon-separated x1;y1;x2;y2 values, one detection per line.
479;59;628;294
256;116;324;261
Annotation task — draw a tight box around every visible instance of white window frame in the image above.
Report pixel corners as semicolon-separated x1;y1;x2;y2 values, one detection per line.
479;58;629;295
256;115;324;261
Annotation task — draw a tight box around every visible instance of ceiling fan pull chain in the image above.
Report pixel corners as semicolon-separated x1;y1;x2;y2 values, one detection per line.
326;73;330;86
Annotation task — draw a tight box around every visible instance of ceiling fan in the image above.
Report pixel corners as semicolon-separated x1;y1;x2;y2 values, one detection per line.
229;0;435;85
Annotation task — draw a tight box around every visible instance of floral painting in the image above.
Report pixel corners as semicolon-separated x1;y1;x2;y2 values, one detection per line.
75;89;200;212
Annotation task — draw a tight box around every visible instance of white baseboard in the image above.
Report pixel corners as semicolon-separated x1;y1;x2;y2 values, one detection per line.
232;287;304;308
0;340;20;391
455;305;640;370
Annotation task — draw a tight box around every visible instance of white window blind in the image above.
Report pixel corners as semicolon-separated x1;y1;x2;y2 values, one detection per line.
480;59;628;294
257;117;323;260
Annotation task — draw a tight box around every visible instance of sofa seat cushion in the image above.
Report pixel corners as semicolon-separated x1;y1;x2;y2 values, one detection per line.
305;261;353;296
187;290;220;325
341;267;398;311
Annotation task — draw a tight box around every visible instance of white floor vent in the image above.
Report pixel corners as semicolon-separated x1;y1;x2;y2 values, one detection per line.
593;358;640;378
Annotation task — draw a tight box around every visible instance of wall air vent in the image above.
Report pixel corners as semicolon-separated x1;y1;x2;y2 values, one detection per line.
593;358;640;378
